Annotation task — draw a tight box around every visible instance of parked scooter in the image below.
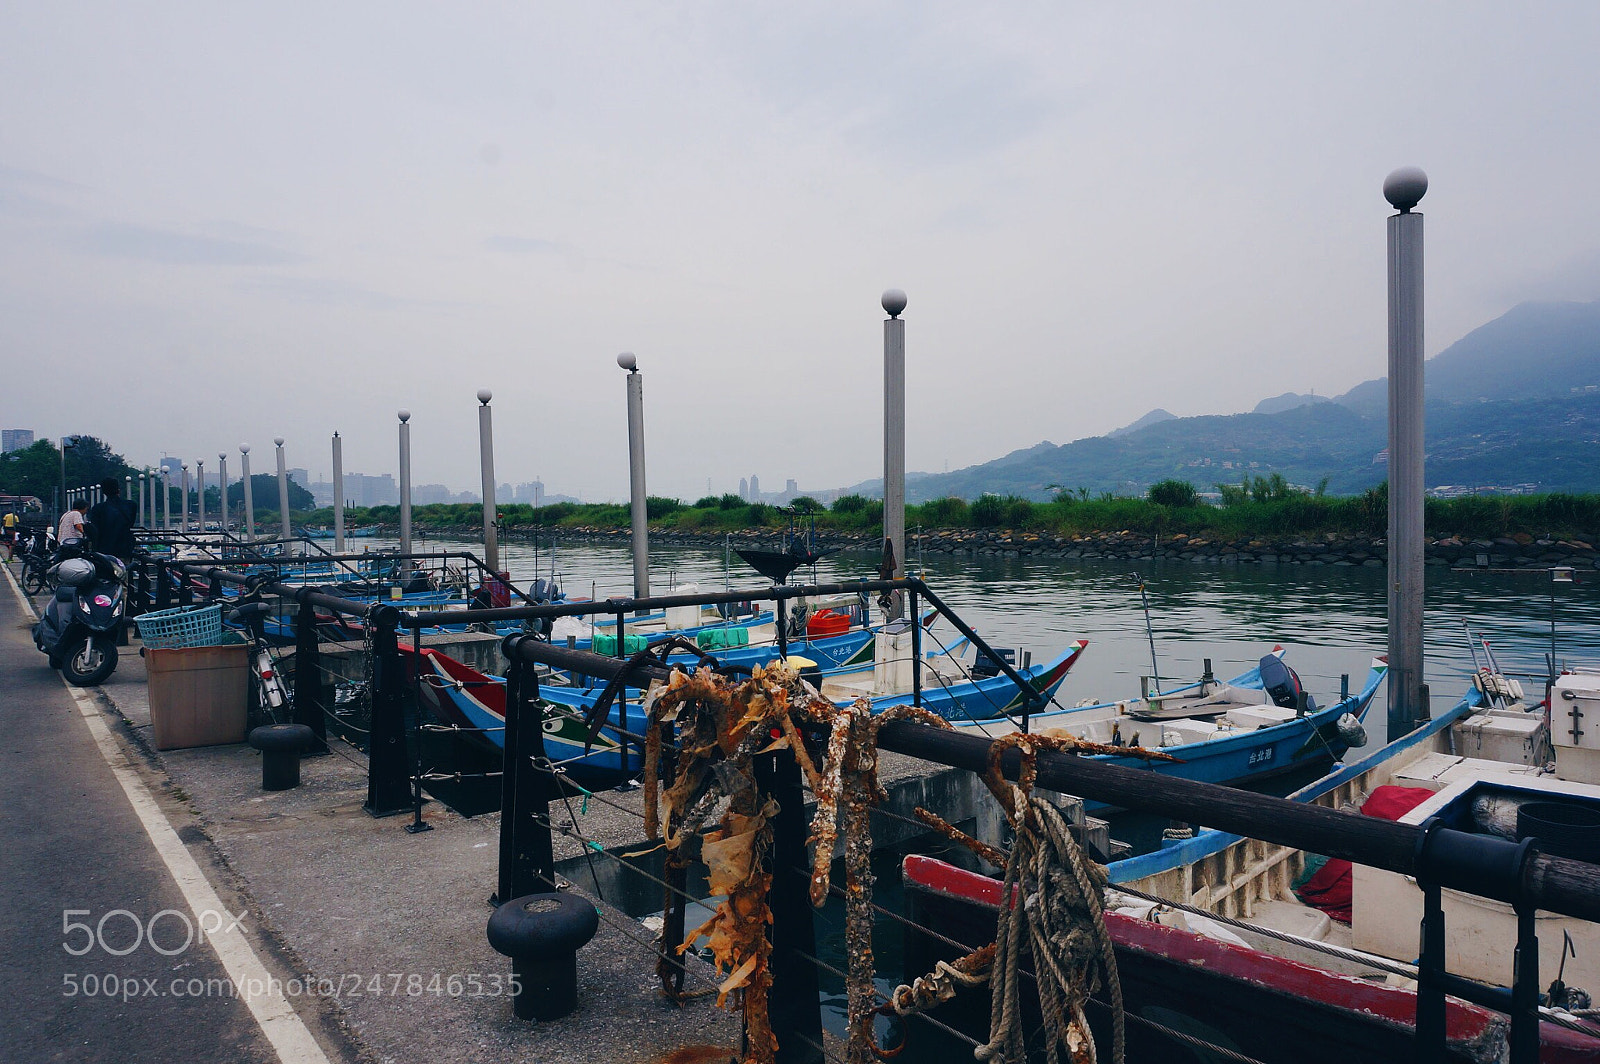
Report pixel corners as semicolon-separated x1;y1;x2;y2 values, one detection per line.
32;545;126;685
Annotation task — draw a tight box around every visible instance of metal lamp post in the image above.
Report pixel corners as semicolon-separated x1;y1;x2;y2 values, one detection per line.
332;432;345;553
181;464;190;531
137;473;146;526
125;476;132;520
196;459;205;531
619;353;649;599
58;435;77;519
477;390;498;572
882;288;908;619
398;411;413;558
162;470;171;530
218;452;229;532
275;437;292;546
240;444;255;541
1384;166;1428;742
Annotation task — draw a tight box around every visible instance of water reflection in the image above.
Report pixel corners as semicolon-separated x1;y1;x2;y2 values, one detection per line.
378;533;1600;709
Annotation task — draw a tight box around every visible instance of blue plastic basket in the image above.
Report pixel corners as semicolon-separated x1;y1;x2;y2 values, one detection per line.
135;604;224;649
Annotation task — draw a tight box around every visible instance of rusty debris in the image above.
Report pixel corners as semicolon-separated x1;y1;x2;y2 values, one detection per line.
640;661;1135;1064
643;665;803;1064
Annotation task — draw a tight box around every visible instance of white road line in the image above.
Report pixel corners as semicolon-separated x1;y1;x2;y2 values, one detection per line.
3;562;331;1064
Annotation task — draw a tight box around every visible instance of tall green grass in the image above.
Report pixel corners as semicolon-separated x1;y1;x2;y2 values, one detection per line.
302;485;1600;540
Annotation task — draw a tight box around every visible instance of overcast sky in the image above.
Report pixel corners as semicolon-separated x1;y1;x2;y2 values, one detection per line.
4;2;1599;501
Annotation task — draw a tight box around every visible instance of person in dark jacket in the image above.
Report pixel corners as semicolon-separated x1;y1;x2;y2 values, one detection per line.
86;478;137;563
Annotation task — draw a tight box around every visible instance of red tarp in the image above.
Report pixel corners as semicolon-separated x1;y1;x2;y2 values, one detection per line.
1294;785;1436;923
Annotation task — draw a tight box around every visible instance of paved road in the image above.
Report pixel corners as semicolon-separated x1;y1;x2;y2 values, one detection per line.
0;570;289;1063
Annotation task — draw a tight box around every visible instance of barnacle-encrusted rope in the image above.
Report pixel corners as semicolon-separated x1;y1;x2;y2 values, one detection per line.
890;731;1150;1064
977;734;1125;1064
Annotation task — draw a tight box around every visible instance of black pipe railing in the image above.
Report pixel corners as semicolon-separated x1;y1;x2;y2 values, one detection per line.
495;631;1600;921
494;631;1590;1063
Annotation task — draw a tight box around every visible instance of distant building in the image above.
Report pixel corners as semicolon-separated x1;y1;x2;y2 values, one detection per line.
288;467;310;489
749;474;761;501
345;473;397;507
514;481;546;507
414;483;453;505
496;482;513;504
739;478;748;500
159;457;183;479
2;428;34;453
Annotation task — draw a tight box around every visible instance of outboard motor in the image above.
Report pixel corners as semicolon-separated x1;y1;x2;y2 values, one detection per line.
1259;653;1315;713
31;546;126;686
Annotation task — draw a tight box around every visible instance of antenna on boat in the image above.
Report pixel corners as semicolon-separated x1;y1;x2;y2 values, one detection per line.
1129;572;1162;695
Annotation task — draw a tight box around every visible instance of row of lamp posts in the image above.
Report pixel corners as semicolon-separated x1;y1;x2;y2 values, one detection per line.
111;161;1419;720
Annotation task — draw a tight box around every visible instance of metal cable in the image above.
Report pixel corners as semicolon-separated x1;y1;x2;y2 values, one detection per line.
788;946;985;1050
1109;883;1418;980
1085;996;1269;1064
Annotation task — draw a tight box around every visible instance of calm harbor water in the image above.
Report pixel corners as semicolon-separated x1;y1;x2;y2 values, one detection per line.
381;531;1600;709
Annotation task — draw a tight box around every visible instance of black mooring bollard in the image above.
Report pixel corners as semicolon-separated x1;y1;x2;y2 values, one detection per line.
487;892;599;1020
249;724;317;790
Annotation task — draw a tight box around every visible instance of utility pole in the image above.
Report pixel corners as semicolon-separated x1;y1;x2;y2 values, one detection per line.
1384;166;1428;742
882;289;907;619
240;444;256;541
478;390;499;572
619;353;649;599
275;438;292;546
332;432;345;553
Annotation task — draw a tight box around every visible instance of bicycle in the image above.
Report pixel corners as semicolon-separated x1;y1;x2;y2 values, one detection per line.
19;531;56;596
227;599;290;724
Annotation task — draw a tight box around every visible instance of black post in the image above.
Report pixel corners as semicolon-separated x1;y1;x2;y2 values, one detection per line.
1415;879;1446;1064
614;606;633;781
404;623;432;835
776;596;789;661
365;606;412;817
507;654;554;902
1510;901;1539;1064
754;748;824;1064
155;559;171;610
292;598;329;752
909;585;922;708
494;659;523;908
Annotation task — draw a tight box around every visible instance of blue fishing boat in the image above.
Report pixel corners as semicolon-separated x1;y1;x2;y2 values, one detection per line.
408;638;1088;785
949;652;1389;806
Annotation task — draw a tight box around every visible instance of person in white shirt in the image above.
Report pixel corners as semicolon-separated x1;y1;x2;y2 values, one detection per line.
57;503;86;544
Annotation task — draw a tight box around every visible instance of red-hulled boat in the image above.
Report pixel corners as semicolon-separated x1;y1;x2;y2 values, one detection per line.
901;854;1600;1063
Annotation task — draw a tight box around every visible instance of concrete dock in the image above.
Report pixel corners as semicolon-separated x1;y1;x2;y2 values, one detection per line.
1;560;744;1064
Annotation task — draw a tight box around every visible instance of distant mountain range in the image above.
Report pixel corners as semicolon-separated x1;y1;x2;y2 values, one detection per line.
839;299;1600;500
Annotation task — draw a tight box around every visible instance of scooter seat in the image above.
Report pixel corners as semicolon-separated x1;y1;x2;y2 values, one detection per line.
55;586;75;603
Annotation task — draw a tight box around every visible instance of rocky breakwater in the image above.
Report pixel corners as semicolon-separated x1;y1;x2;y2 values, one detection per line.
910;528;1600;570
404;524;1599;570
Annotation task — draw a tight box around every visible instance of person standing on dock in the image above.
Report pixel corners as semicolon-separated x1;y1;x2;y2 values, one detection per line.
2;508;17;560
57;500;86;545
86;477;136;563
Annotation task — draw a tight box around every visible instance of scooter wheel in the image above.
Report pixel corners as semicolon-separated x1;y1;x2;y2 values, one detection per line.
62;636;117;687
